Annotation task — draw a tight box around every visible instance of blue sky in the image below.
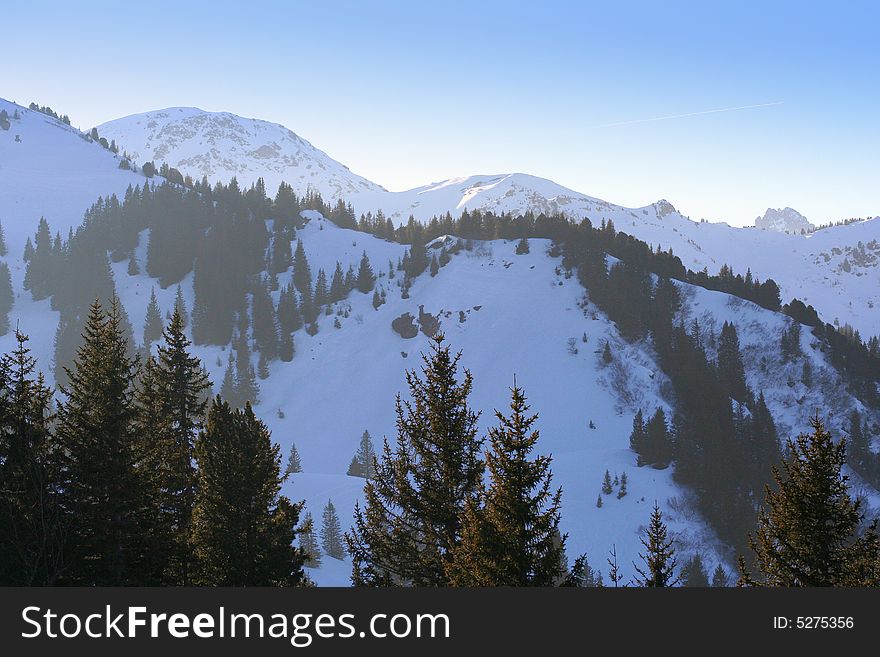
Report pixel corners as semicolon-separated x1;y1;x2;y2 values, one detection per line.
3;0;878;225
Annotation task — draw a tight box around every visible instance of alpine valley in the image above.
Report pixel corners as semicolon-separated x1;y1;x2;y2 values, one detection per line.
2;98;879;585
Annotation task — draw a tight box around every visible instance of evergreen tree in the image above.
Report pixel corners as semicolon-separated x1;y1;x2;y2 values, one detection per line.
429;254;439;277
127;250;139;276
279;330;294;362
448;383;565;586
602;340;613;364
299;512;321;567
711;564;729;587
285;442;302;475
347;430;376;478
602;469;613;495
173;285;188;329
0;331;64;585
515;237;530;255
681;554;709;586
329;262;346;302
357;251;375;293
0;262;13;336
143;287;163;347
191;399;306;586
142;308;211;584
293;239;312;295
321;499;346;560
607;544;623;587
739;415;880;586
252;281;278;359
717;321;750;404
346;334;483;585
23;217;53;300
219;353;238;408
632;502;679;587
596;494;603;508
617;471;628;499
56;299;158;585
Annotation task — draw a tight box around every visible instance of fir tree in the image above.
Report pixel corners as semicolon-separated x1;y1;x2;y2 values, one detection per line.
596;494;603;508
329;262;346;302
285;442;302;475
279;330;294;362
0;262;13;336
56;299;157;585
173;285;188;329
299;512;321;567
429;254;439;277
515;237;530;255
191;399;306;586
711;563;729;587
321;499;346;560
347;430;376;478
681;554;709;587
357;251;375;293
127;250;139;276
143;288;163;347
717;321;750;403
448;383;565;586
0;331;64;585
617;471;628;499
602;469;613;495
293;239;312;295
346;334;483;586
602;340;613;364
0;220;7;257
739;415;880;586
632;503;679;587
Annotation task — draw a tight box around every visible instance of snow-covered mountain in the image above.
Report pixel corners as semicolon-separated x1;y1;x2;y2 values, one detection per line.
754;207;814;234
2;97;879;586
97;107;385;201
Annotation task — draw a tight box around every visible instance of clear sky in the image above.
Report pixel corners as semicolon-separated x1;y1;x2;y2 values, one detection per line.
3;0;878;226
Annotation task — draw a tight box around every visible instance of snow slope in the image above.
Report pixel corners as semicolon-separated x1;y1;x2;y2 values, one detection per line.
95;106;880;339
0;98;146;253
97;107;385;201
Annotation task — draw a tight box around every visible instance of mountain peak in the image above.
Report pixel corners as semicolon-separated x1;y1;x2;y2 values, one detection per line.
755;207;814;234
97;107;386;198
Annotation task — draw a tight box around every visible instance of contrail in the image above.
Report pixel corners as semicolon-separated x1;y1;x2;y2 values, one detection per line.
594;101;784;128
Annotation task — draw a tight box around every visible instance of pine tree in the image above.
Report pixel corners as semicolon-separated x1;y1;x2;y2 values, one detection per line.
143;288;163;347
299;512;321;567
314;268;328;307
448;383;565;586
429;254;439;277
632;502;679;587
219;353;238;407
285;442;302;475
0;220;7;257
596;495;603;508
293;239;312;295
144;308;211;584
607;544;623;587
602;469;613;494
681;554;709;587
711;563;729;587
329;262;346;302
739;415;880;586
356;251;375;293
127;250;139;276
717;322;750;403
173;285;188;329
279;330;294;362
602;340;613;364
0;262;13;336
617;471;628;499
0;331;64;585
515;237;530;255
346;334;483;586
321;499;346;560
347;430;376;478
56;299;158;585
191;399;306;586
23;217;53;300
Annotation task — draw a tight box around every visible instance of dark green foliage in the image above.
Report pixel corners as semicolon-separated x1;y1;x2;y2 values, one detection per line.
143;288;163;346
56;300;158;585
357;251;375;293
681;554;709;587
632;502;679;587
252;280;278;360
347;430;376;478
601;469;613;495
277;284;302;334
346;335;483;586
321;499;346;560
780;321;802;362
561;554;603;587
602;341;612;364
299;512;321;567
293;239;312;295
739;415;880;586
0;332;64;585
191;398;306;586
285;443;302;475
448;383;565;586
23;217;53;300
429;254;439;277
0;262;13;335
711;563;729;587
0;219;8;256
515;237;530;255
631;408;673;467
717;322;750;403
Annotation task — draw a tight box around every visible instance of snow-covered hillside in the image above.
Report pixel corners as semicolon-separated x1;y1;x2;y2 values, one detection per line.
97;107;385;201
0;98;146;253
94;106;880;339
